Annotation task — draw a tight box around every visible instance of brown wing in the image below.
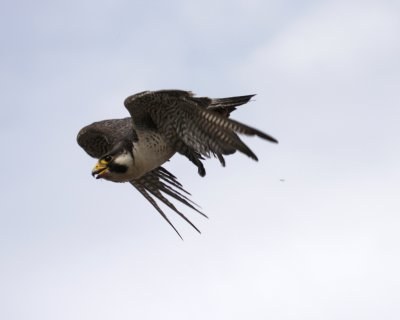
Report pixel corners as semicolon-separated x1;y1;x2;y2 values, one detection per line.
124;90;278;162
130;166;206;239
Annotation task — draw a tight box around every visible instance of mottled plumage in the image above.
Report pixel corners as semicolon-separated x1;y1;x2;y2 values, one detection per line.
77;90;277;238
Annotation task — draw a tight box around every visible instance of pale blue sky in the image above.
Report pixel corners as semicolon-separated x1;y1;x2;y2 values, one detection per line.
1;0;399;319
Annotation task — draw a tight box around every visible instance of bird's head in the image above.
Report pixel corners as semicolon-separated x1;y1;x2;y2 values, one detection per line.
91;142;134;182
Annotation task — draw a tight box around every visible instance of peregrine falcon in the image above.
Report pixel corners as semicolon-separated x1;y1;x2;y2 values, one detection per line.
77;90;277;238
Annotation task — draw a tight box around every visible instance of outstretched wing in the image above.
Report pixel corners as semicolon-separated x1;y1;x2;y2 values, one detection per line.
130;166;206;239
124;90;278;164
77;118;134;158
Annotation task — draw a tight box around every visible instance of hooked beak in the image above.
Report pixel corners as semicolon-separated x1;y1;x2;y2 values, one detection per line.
92;161;109;179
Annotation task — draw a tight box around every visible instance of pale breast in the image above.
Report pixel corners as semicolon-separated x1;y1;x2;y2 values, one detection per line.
131;130;175;177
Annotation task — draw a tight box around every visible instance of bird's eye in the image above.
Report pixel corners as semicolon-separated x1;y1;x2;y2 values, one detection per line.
104;155;112;162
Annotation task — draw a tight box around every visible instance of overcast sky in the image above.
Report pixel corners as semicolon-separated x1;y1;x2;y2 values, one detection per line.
1;0;399;319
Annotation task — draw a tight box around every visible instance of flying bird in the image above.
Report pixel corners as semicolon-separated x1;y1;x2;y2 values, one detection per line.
77;90;277;238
